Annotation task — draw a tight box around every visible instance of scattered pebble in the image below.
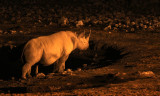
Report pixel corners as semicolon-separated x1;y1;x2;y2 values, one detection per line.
36;73;46;79
19;30;23;33
138;71;155;78
83;64;88;68
46;73;55;78
0;30;3;34
115;72;127;79
0;1;159;33
62;71;67;75
77;68;82;71
76;20;84;27
48;73;55;76
10;30;17;34
67;69;72;73
11;77;15;80
58;17;68;26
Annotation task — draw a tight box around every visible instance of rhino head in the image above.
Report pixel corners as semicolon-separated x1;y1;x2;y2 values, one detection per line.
77;30;91;50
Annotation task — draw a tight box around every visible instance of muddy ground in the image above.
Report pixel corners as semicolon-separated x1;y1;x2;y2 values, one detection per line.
0;27;160;95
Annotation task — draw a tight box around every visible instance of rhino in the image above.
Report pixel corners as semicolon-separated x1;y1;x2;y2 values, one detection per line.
21;31;91;79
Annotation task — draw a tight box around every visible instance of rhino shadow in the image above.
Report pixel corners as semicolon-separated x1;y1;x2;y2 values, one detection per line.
0;40;128;80
66;40;129;70
0;43;54;80
0;43;25;80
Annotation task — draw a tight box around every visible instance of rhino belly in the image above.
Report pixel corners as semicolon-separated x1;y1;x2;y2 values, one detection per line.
40;54;59;66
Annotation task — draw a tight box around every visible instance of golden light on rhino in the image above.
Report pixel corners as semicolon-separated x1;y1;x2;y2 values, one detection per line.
21;31;91;79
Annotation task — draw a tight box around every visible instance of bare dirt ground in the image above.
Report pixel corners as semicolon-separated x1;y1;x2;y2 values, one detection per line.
0;0;160;95
0;27;160;95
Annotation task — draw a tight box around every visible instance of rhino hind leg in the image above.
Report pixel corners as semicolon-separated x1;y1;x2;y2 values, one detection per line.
22;62;34;79
54;55;69;73
27;69;32;78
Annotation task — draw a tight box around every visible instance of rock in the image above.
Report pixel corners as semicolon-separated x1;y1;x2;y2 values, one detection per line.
62;69;74;75
67;69;72;73
11;77;15;80
10;30;17;34
76;20;84;27
130;28;135;32
46;73;55;78
139;71;155;78
115;72;127;79
36;73;46;79
108;31;112;34
48;73;55;76
83;64;87;68
62;71;67;75
131;21;136;25
58;16;68;26
77;68;82;72
104;25;111;31
19;30;23;33
0;29;3;34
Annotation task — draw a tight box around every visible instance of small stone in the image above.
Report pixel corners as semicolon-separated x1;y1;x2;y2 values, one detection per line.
36;73;46;78
76;20;84;27
104;25;111;31
19;30;23;33
49;22;53;25
115;24;119;27
77;68;82;71
131;28;135;32
115;72;127;76
0;29;3;34
143;25;148;29
7;41;14;44
83;64;87;68
67;69;72;73
125;30;129;33
58;16;68;26
62;71;67;75
139;71;155;78
69;72;76;76
4;31;8;34
67;83;72;86
48;73;55;75
131;21;136;25
46;73;55;78
108;31;112;34
10;30;16;34
11;77;15;80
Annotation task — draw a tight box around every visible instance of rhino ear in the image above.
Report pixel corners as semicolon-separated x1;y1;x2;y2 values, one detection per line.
74;32;78;36
86;36;89;41
86;29;91;41
78;32;85;38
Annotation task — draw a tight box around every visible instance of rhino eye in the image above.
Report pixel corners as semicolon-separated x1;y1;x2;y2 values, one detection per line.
83;41;87;44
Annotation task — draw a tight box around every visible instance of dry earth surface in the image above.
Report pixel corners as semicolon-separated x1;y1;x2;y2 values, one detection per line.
0;0;160;95
0;27;160;95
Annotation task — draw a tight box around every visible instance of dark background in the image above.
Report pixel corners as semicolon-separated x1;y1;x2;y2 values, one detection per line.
0;0;159;33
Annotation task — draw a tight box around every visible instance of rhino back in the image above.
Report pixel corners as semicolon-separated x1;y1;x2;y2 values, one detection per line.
38;31;76;63
23;31;76;65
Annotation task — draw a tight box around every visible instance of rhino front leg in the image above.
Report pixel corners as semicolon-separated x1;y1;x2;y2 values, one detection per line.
54;55;69;73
